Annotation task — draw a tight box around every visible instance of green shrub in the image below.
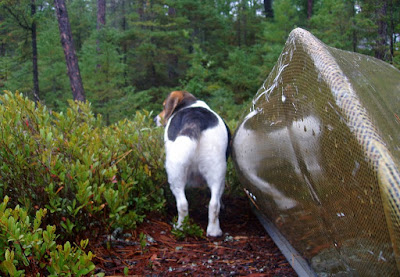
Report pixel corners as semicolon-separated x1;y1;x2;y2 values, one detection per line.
0;91;166;236
0;196;95;276
171;216;204;240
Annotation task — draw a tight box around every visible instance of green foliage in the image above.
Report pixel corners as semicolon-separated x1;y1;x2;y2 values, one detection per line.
171;216;204;240
80;27;126;123
219;48;262;103
2;0;398;122
68;0;96;51
310;0;357;50
0;91;166;237
259;0;301;74
127;0;191;90
0;196;95;276
37;19;71;111
182;44;214;99
100;87;170;125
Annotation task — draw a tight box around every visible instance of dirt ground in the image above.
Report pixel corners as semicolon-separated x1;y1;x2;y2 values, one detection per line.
91;191;298;276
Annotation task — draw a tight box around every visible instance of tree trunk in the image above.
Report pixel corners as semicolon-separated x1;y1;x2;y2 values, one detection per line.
54;0;86;102
121;0;128;85
375;0;389;60
0;42;4;56
264;0;273;18
96;0;106;68
138;0;145;21
352;0;357;52
31;0;40;103
388;0;394;61
97;0;106;30
2;5;40;102
237;2;242;47
242;2;247;47
307;0;313;19
0;15;4;56
167;5;178;84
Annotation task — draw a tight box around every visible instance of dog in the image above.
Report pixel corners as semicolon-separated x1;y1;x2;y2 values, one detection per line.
155;91;231;237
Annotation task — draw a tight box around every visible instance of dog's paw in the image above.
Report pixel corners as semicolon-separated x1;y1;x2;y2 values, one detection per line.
173;222;183;231
206;226;223;237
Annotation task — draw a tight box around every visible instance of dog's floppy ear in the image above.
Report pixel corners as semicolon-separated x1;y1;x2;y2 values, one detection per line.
163;93;182;124
163;91;196;124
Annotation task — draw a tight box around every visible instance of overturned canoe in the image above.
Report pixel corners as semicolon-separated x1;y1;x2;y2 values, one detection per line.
233;28;400;276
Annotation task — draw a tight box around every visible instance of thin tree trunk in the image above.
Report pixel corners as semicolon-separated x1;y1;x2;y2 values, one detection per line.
31;0;40;103
0;42;4;56
121;0;128;86
96;0;107;120
167;6;178;84
352;0;357;52
264;0;273;18
2;5;40;102
0;14;4;56
375;0;389;60
96;0;106;68
97;0;106;30
138;0;145;21
237;3;241;47
54;0;86;102
389;0;394;61
307;0;313;20
243;2;247;47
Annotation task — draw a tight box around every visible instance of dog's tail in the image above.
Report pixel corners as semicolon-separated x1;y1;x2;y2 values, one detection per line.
224;122;232;160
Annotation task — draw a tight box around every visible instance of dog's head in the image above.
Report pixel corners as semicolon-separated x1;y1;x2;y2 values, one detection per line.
154;91;197;126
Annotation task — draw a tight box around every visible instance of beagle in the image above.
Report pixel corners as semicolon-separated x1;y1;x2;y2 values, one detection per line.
155;91;231;237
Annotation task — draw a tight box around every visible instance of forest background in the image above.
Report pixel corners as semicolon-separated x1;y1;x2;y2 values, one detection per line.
1;0;399;124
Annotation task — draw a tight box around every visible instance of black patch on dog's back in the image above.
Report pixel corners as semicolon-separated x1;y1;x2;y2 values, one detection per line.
168;107;219;141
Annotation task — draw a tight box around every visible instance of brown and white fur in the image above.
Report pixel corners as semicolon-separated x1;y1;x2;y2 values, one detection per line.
155;91;230;237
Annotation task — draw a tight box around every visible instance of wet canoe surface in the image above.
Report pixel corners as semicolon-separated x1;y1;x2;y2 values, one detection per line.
233;28;400;276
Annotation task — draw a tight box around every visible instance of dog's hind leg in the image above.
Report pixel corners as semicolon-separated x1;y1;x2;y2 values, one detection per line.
206;181;224;237
165;136;196;229
167;164;189;229
198;142;227;237
170;184;188;229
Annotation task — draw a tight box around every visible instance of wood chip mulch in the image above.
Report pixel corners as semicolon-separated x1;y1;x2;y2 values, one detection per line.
91;193;298;276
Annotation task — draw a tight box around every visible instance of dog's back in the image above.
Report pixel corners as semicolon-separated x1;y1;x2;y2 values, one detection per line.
165;101;230;156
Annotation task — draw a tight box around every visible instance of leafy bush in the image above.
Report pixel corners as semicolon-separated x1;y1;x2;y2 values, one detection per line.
0;90;168;274
171;216;204;240
0;196;95;276
0;91;166;237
